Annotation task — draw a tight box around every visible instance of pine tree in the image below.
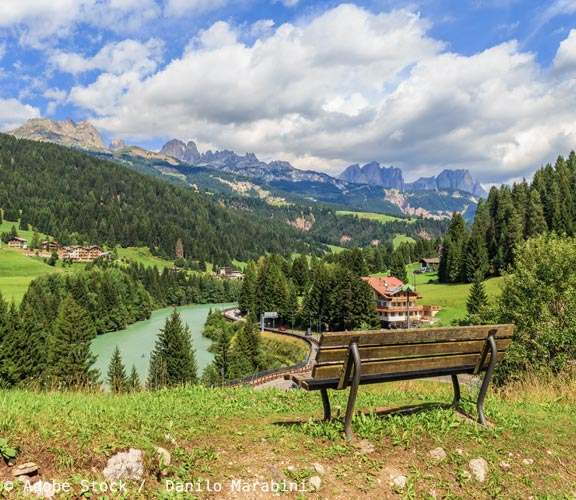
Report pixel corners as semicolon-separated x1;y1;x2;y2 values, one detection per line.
525;189;548;238
228;319;261;379
439;212;469;283
466;271;488;317
47;296;99;389
147;309;197;389
127;364;141;392
106;345;128;393
389;251;408;283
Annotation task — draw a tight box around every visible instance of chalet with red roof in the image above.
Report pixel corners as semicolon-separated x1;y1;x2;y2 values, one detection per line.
362;276;441;328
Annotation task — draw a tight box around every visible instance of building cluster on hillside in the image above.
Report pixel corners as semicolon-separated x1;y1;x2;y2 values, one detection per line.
362;276;441;328
58;245;109;261
217;266;244;279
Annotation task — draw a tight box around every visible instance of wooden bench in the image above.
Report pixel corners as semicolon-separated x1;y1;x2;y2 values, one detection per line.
287;324;513;440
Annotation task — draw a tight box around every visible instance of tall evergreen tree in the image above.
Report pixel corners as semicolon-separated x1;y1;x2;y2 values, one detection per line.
106;345;128;393
147;309;197;389
525;189;547;238
47;296;99;389
466;271;488;317
389;251;408;283
439;212;468;283
127;364;141;393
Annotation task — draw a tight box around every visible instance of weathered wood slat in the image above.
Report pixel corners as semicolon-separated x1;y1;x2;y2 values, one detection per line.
318;324;513;348
315;338;512;364
313;352;498;379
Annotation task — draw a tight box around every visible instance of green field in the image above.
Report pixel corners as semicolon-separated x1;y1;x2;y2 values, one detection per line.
392;234;416;249
116;247;174;269
415;272;503;324
0;250;64;304
336;210;410;223
0;219;49;242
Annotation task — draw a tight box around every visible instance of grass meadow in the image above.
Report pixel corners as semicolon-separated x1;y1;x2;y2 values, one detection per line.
0;377;574;499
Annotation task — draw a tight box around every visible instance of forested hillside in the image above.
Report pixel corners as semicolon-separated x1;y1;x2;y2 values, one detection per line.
0;134;320;262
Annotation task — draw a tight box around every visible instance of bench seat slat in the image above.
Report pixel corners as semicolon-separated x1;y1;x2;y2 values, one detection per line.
315;338;511;364
290;365;480;391
319;324;513;348
312;352;503;379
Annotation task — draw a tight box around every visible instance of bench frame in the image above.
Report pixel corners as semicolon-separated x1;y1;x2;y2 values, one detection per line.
289;325;511;441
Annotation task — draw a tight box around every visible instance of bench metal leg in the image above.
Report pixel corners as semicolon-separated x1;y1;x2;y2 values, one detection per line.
450;375;461;410
477;333;497;426
320;388;331;420
344;342;362;442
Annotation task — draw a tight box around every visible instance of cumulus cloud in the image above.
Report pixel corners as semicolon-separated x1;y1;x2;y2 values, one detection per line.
554;29;576;73
50;39;164;76
0;98;41;131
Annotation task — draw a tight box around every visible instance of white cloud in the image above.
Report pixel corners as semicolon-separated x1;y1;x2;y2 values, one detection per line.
164;0;231;16
0;0;160;47
554;29;576;73
50;39;164;76
0;98;41;131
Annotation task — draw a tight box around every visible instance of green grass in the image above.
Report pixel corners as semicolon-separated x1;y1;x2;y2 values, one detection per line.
0;219;50;243
416;275;503;324
116;247;174;269
0;380;574;499
0;250;65;304
392;234;416;249
336;210;411;224
326;244;346;254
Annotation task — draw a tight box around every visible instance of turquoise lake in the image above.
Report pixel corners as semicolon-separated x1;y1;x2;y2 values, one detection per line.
91;303;236;383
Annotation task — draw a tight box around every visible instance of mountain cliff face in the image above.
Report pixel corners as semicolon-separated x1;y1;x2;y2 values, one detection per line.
8;118;107;152
407;169;487;197
338;162;404;190
339;162;486;197
160;139;201;164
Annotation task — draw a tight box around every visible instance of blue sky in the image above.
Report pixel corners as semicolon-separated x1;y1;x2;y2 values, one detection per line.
1;0;576;184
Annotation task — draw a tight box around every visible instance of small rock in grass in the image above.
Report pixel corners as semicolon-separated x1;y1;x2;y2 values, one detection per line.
103;448;144;481
469;458;489;483
309;475;322;491
12;463;39;477
393;476;408;489
156;447;171;476
22;480;55;499
429;447;447;461
522;458;534;465
499;461;511;470
311;462;325;475
355;439;375;455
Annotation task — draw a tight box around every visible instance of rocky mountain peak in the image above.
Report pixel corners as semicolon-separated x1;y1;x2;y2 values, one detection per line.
338;162;404;190
160;139;201;164
8;117;107;151
109;138;126;152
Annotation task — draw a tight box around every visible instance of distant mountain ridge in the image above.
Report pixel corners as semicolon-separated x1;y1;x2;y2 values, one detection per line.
339;162;487;197
6;118;484;219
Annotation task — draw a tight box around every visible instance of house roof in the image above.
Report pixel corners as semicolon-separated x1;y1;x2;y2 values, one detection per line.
9;236;27;242
362;276;416;298
420;257;440;264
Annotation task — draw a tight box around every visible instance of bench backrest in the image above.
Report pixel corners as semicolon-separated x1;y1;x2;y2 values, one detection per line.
312;324;514;381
